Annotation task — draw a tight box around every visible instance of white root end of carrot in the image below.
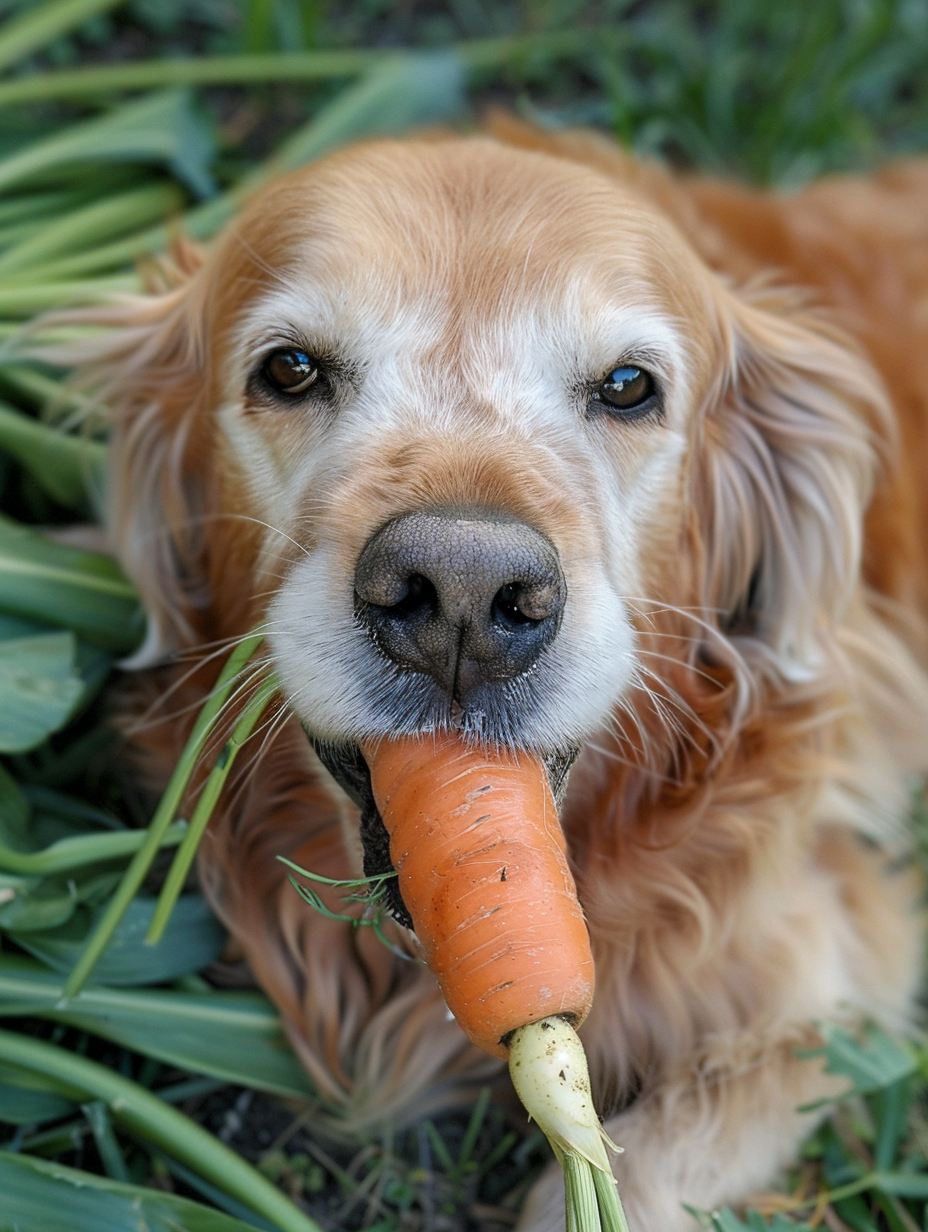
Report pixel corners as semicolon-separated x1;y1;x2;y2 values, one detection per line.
507;1016;622;1174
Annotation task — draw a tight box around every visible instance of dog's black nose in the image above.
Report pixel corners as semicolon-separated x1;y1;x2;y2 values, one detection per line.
354;510;565;697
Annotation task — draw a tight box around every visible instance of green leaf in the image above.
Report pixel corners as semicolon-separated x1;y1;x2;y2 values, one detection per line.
0;1150;271;1232
0;397;106;509
18;894;226;985
0;90;216;197
0;865;118;932
0;515;141;652
0;0;122;74
872;1170;928;1199
267;50;467;172
0;955;314;1100
799;1023;918;1108
42;50;470;276
0;630;85;751
0;1029;323;1232
0;182;182;276
0;1081;75;1125
0;761;29;842
708;1210;813;1232
831;1195;880;1232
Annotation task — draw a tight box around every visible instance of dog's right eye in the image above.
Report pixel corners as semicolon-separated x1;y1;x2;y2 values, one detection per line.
261;348;320;395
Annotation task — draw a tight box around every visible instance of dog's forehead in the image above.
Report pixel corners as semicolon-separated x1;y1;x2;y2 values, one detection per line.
222;138;714;363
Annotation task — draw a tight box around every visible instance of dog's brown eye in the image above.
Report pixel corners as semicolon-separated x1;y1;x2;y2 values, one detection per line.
596;365;655;414
262;348;319;395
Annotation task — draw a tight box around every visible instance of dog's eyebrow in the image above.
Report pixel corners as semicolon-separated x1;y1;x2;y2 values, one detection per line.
245;325;357;374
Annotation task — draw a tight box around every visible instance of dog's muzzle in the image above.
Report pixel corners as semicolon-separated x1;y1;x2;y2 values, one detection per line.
306;508;576;928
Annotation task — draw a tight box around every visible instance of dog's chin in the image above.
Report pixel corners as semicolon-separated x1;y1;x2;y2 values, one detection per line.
307;730;579;931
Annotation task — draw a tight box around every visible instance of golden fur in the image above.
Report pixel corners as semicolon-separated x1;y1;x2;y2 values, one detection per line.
62;122;928;1229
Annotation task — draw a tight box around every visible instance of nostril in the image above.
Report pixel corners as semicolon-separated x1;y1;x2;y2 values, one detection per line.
386;572;437;619
492;578;563;628
492;582;541;629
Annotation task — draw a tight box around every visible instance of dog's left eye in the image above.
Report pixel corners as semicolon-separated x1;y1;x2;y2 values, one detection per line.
593;365;656;415
261;348;320;395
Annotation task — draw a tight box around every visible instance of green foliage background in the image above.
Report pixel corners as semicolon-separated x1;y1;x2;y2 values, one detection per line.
0;2;926;1230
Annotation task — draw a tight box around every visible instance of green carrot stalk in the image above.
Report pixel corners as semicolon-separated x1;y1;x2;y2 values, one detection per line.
509;1017;630;1232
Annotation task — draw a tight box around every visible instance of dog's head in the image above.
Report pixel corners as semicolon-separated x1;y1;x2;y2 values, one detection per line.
81;136;887;800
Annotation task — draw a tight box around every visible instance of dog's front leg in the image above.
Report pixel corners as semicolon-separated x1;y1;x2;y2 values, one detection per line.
516;1030;845;1232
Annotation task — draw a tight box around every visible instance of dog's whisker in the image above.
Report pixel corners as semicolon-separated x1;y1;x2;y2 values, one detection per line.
121;633;276;737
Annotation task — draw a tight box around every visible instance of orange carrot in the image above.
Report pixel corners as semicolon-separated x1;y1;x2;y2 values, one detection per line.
361;731;595;1059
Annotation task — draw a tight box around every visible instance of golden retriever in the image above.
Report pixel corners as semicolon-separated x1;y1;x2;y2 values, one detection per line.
68;120;928;1229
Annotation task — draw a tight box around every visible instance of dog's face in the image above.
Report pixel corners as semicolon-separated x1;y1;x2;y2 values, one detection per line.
94;135;883;781
203;140;728;758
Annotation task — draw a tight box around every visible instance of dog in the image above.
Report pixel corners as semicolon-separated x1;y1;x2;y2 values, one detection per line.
67;118;928;1229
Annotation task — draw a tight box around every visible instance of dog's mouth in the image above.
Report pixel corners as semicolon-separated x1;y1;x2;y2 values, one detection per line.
309;734;578;930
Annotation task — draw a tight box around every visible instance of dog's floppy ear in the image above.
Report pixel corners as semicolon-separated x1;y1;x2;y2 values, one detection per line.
695;288;889;679
66;241;215;665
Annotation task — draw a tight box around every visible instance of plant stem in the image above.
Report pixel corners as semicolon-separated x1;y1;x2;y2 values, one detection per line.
146;675;278;944
0;28;625;107
61;632;266;1001
0;820;186;876
0;1027;324;1232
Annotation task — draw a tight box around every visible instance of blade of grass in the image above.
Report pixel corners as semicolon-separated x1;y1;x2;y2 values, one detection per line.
146;675;278;944
0;1028;324;1232
253;48;466;173
81;1099;130;1182
0;364;102;429
153;1153;280;1232
0;0;122;75
61;632;265;1000
0;27;626;107
0;190;91;228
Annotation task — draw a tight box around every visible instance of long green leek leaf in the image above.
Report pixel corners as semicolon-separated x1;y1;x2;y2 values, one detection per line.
0;1030;324;1232
0;397;106;508
0;182;183;275
0;29;625;107
21;50;468;282
0;0;122;76
0;1151;267;1232
0;516;141;651
0;90;215;198
0;275;134;316
0;955;313;1099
